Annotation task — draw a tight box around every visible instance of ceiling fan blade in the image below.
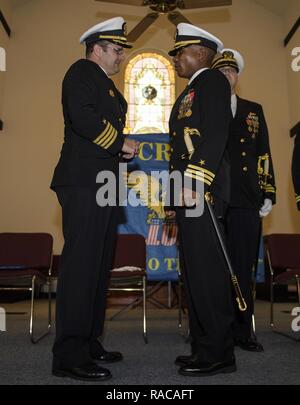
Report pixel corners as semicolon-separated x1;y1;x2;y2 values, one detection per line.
127;12;159;42
94;0;144;5
168;11;192;26
179;0;232;9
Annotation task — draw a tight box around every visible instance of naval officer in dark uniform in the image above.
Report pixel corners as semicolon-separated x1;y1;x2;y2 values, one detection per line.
50;17;139;381
166;23;235;377
212;49;276;351
292;133;300;210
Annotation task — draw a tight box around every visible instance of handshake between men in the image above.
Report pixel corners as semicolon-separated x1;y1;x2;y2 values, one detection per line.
122;138;140;160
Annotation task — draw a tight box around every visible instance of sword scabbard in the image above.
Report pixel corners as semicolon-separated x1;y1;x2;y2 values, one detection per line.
205;193;247;312
231;275;247;312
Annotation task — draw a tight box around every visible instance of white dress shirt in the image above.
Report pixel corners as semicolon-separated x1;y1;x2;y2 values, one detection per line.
188;67;209;85
231;94;237;118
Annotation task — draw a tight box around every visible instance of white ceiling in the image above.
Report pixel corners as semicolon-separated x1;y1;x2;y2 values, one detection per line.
10;0;291;16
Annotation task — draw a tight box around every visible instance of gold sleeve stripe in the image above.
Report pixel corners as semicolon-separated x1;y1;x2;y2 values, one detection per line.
97;126;115;146
184;171;212;186
186;168;214;183
101;128;117;148
187;164;215;179
94;123;112;144
189;172;213;184
296;195;300;202
100;132;115;149
104;132;118;149
93;119;119;149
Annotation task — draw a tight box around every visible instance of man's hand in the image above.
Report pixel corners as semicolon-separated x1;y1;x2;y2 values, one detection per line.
259;198;273;218
165;210;176;219
181;188;201;207
122;138;140;160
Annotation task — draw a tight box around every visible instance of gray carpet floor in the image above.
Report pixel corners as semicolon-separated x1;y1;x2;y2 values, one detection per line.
0;299;300;385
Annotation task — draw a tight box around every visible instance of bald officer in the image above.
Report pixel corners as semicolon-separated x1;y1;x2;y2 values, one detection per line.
51;17;139;381
167;23;236;377
212;49;276;352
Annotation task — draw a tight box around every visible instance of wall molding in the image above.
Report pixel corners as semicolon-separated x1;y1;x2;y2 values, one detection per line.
0;9;10;130
0;9;11;37
284;16;300;47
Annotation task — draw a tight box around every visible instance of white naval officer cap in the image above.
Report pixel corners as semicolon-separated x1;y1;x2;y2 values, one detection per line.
79;16;132;48
168;23;224;56
211;48;245;74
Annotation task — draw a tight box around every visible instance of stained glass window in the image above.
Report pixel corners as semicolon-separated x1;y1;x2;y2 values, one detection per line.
124;52;175;134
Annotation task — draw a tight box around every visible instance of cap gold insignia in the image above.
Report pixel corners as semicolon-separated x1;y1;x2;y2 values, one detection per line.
223;51;234;59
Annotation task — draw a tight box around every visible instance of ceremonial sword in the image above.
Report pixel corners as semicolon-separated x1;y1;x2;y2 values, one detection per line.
205;193;247;312
181;127;247;311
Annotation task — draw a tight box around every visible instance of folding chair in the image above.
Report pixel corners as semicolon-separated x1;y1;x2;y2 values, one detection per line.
0;233;53;343
265;233;300;341
109;234;147;343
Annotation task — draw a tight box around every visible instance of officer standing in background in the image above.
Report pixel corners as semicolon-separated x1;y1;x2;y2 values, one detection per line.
166;23;235;377
212;49;276;351
50;17;139;381
292;132;300;210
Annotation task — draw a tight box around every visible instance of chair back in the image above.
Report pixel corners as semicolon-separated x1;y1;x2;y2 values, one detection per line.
0;233;53;271
265;234;300;271
112;234;146;270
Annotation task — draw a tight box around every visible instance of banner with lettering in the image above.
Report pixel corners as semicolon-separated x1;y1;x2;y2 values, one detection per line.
118;133;179;281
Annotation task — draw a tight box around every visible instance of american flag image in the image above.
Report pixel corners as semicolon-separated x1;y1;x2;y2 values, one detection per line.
146;219;161;246
161;221;178;246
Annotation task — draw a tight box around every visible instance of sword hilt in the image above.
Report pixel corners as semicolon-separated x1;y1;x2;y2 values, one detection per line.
231;275;247;312
205;191;213;204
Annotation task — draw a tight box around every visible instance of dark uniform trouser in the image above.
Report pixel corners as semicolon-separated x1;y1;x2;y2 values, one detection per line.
52;186;119;368
176;200;234;363
226;207;260;340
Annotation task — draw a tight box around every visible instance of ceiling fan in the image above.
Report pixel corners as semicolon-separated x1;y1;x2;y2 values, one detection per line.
95;1;232;42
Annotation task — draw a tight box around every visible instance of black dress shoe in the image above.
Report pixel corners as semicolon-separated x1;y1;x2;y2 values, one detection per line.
235;338;264;352
92;351;123;364
52;362;112;382
175;354;198;367
178;357;236;377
